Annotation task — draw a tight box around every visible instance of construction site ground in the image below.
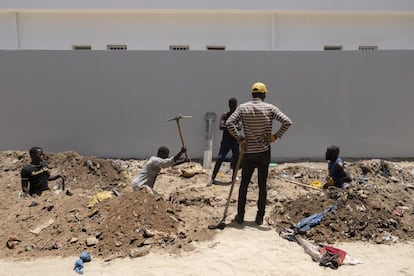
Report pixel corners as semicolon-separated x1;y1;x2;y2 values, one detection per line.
1;150;414;263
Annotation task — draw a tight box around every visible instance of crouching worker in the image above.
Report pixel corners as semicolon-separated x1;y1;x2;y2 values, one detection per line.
21;147;66;197
324;145;352;189
132;146;188;195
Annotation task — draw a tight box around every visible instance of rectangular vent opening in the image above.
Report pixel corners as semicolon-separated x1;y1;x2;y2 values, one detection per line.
207;45;226;50
324;45;343;51
170;45;190;51
107;45;127;50
359;45;378;51
72;45;91;50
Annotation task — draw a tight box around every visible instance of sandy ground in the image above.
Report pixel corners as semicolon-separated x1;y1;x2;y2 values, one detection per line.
1;151;414;275
1;221;413;276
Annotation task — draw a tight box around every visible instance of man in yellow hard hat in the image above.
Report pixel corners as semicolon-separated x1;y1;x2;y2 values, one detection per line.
226;82;292;225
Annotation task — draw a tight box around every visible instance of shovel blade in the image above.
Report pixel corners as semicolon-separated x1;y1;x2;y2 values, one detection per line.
208;218;226;230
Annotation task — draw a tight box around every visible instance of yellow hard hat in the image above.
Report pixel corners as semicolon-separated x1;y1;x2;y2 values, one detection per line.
251;82;268;93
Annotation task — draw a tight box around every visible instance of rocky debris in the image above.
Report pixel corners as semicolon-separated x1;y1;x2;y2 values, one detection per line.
180;163;205;178
0;150;214;260
269;160;414;244
1;150;414;261
30;219;54;235
6;237;21;249
129;247;151;258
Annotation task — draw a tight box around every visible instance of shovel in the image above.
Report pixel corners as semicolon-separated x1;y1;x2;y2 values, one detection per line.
208;149;244;230
276;176;321;191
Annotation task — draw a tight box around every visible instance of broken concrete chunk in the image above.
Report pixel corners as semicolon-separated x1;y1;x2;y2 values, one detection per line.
30;219;54;235
86;237;99;246
69;237;79;243
129;247;150;258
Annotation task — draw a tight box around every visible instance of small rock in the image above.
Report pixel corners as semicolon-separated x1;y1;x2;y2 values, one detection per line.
143;228;156;238
390;176;399;183
88;209;99;218
129;247;150;258
86;237;98;246
69;237;79;243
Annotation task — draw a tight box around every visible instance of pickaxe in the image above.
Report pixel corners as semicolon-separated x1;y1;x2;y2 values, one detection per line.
166;114;192;160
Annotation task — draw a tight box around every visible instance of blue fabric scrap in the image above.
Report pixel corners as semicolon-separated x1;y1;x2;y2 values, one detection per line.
74;258;84;274
295;205;337;233
80;251;92;262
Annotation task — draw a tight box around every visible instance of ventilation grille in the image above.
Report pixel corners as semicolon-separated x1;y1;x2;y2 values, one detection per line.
359;45;378;51
170;45;190;51
107;45;127;50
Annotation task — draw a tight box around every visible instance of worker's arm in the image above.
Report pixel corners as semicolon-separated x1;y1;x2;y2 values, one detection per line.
173;147;187;163
272;107;292;139
335;162;352;183
48;174;65;181
20;167;32;197
48;174;66;190
21;179;30;196
219;113;227;130
226;108;243;141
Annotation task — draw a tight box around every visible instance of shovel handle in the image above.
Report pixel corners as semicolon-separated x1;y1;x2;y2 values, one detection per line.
222;149;244;219
276;177;321;191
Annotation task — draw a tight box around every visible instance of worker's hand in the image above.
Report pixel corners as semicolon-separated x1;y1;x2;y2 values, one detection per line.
323;177;334;189
180;147;187;154
184;158;191;163
265;134;277;144
238;136;247;151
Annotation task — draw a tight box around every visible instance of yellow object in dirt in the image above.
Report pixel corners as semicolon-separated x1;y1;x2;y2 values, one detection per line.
326;177;335;186
216;172;225;178
309;180;323;189
88;191;113;208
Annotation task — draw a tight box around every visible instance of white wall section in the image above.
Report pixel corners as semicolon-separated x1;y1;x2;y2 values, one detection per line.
1;11;413;50
1;0;414;12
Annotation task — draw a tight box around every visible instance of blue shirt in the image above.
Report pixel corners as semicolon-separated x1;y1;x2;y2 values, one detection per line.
328;158;344;188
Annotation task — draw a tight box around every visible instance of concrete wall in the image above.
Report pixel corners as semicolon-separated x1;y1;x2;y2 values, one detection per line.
2;12;414;50
1;50;413;160
2;0;414;12
0;12;18;49
274;14;414;50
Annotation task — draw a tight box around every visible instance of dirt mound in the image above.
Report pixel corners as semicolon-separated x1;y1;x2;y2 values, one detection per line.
0;150;217;260
1;150;414;261
269;160;414;244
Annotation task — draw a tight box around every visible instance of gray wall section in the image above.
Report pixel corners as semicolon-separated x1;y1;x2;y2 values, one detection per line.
1;50;413;160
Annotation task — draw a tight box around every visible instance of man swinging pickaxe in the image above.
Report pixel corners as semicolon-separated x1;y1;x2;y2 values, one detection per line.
166;114;192;161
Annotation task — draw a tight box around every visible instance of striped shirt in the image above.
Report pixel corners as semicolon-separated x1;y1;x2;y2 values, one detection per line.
226;98;292;154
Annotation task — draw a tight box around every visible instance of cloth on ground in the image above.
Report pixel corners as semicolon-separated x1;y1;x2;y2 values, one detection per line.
320;245;346;264
80;251;92;262
295;205;337;233
74;259;84;274
319;251;339;269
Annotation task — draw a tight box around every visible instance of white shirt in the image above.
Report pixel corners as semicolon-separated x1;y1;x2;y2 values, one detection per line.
132;156;175;189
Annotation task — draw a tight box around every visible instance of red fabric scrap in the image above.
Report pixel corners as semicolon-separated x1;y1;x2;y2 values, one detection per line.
319;245;347;264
